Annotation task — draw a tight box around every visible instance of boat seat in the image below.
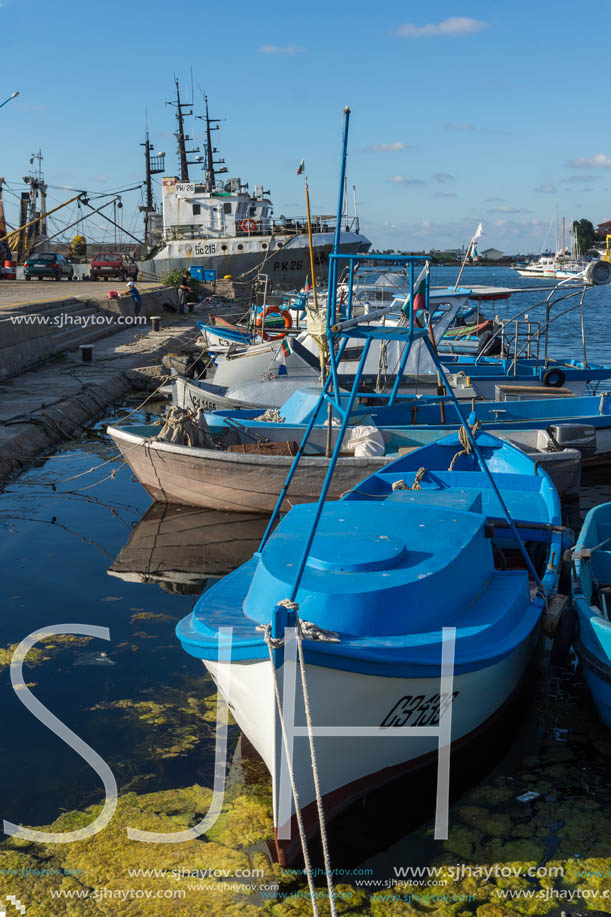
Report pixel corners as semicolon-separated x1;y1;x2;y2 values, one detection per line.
384;487;483;514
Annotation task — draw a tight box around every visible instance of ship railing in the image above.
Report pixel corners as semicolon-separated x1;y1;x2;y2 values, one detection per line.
473;276;592;369
163;213;358;241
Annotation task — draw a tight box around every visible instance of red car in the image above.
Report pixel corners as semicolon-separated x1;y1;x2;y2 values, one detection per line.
89;252;138;281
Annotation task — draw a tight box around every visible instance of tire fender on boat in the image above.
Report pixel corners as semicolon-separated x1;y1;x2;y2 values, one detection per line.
542;367;566;388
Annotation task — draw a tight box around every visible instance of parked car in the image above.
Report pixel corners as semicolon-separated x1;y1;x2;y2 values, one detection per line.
89;252;138;281
24;252;74;281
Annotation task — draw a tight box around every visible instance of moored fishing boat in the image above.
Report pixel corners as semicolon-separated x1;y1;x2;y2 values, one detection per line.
571;503;611;728
175;111;573;868
202;386;611;469
106;421;393;512
176;431;567;862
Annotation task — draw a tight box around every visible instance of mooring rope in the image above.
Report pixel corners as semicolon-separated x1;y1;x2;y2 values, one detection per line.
448;420;481;471
263;621;320;917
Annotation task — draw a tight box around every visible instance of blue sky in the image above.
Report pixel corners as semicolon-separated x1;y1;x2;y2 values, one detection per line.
2;0;611;253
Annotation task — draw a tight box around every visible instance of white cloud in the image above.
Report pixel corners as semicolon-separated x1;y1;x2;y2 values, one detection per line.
433;172;454;183
533;184;556;194
364;142;412;152
485;196;504;202
489;207;533;214
397;17;487;38
259;44;305;55
387;176;425;185
445;123;477;132
434;192;458;198
562;174;601;184
568;153;611;169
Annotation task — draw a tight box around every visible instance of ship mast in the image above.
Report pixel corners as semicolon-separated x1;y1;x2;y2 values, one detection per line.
168;78;200;181
22;150;47;255
140;130;165;244
197;95;228;191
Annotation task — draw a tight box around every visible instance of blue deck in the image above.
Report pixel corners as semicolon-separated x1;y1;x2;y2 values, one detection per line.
203;389;611;443
177;434;561;678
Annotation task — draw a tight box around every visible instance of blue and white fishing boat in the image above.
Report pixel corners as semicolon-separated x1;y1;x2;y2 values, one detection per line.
177;431;566;863
176;110;571;866
202;386;611;465
572;504;611;728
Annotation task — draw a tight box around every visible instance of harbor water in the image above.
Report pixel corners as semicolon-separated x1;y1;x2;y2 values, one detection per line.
0;265;610;914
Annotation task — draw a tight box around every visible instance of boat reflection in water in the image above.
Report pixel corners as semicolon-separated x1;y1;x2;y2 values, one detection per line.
107;504;270;594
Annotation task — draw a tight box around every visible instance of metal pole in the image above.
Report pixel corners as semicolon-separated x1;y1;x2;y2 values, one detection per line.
289;338;373;603
304;180;318;313
28;198;116;251
422;336;545;592
327;106;351;330
81;200;144;246
580;291;588;367
0;192;82;245
258;337;349;551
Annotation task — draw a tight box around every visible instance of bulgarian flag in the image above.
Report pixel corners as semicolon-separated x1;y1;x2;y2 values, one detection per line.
280;337;292;357
401;264;428;320
296;160;305;175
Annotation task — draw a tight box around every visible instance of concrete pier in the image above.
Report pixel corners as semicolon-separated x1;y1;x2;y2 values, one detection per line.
0;283;200;484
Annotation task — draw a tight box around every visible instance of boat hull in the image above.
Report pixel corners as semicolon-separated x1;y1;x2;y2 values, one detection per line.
575;631;611;729
108;426;390;512
145;231;370;290
205;630;537;864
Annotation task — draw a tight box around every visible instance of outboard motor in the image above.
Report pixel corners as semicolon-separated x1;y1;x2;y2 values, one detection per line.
585;259;611;285
537;423;597;457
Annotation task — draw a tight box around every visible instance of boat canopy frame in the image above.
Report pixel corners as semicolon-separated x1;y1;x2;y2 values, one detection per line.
258;108;546;609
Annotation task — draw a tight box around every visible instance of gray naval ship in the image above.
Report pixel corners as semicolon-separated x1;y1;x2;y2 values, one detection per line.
145;91;370;289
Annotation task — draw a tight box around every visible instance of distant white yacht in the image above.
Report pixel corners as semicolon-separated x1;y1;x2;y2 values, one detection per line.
515;253;611;284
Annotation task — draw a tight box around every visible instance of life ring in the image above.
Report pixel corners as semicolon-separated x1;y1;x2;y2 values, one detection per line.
542;367;566;388
241;218;257;233
256;306;293;340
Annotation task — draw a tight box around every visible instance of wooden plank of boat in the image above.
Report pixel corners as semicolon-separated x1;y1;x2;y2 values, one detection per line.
107;424;392;513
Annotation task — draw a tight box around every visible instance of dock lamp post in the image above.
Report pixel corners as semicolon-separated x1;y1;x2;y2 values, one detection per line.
0;91;19;111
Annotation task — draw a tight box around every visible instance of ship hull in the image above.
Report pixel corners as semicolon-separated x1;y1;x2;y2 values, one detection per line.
144;230;370;288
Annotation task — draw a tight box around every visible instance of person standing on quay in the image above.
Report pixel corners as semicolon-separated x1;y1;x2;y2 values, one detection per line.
126;280;142;316
178;270;191;314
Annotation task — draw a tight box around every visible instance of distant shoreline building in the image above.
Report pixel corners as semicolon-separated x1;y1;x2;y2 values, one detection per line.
478;247;504;262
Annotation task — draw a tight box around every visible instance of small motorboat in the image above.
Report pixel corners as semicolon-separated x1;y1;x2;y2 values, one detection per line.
572;503;611;728
177;431;567;863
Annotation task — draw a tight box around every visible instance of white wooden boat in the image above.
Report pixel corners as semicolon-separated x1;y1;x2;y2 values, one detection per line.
107;423;392;513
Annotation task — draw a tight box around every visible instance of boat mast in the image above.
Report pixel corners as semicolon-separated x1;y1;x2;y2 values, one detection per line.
23;150;46;255
168;78;200;181
140;130;165;245
197;95;227;191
